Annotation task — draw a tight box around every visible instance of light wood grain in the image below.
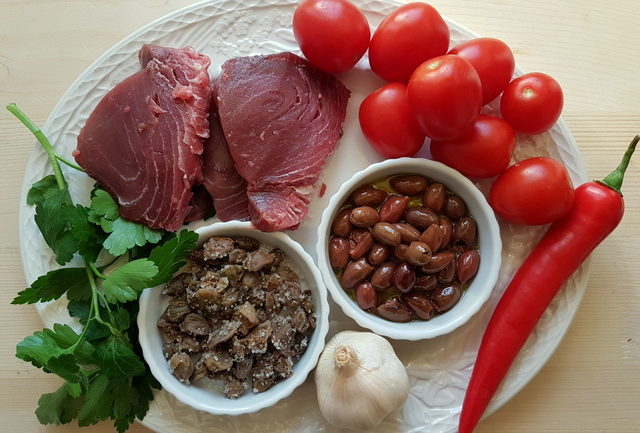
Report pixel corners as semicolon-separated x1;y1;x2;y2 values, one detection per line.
1;0;639;432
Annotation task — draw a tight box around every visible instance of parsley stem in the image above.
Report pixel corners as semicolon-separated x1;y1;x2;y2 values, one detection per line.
6;103;67;191
55;154;84;172
86;264;120;336
89;262;107;280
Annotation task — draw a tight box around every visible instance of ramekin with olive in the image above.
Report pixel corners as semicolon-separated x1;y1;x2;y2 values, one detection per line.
328;174;481;323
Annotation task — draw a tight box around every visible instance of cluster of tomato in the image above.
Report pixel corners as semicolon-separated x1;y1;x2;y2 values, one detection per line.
293;0;576;227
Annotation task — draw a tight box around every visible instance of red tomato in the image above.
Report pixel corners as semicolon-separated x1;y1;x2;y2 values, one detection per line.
430;114;515;178
359;83;425;158
407;55;482;141
489;157;575;225
369;2;449;82
448;38;515;104
293;0;370;73
500;72;563;134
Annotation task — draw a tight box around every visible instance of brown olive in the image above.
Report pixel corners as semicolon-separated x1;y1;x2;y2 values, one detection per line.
422;182;445;213
328;237;349;269
437;259;456;284
340;258;374;289
368;243;390;266
431;285;462;312
331;208;353;237
405;294;436;320
439;216;453;249
444;195;467;220
453;217;477;251
405;206;439;230
404;241;432;266
351;185;388;207
376;299;413;322
371;261;397;291
349;228;374;260
412;274;438;292
421;251;456;273
389;175;428;196
372;222;402;246
355;282;377;310
393;263;416;293
393;244;408;261
349;206;379;227
379;195;409;223
457;250;480;284
420;224;444;253
394;223;421;243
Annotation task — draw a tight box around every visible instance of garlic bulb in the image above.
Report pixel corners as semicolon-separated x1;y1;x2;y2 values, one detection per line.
314;331;410;430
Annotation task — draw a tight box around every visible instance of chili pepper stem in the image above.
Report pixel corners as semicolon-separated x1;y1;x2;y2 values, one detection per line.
599;135;639;195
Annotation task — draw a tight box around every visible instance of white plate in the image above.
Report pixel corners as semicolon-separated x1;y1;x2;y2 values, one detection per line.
19;0;590;432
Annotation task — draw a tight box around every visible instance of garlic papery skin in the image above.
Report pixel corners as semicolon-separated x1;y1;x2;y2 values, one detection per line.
314;331;410;430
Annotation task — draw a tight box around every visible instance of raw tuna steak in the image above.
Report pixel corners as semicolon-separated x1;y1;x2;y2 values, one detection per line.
74;44;211;231
217;52;350;231
201;83;250;221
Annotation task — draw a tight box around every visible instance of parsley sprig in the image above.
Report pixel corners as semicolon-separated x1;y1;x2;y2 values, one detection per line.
8;103;199;431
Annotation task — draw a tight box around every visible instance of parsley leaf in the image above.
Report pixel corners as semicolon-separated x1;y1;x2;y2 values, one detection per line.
89;189;119;221
12;268;89;305
95;336;146;378
77;372;111;426
34;188;77;265
27;175;60;206
64;205;105;263
147;229;198;287
35;382;82;425
101;259;158;303
101;218;163;257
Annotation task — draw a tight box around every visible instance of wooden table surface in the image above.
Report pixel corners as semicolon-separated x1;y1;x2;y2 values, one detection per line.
1;1;639;432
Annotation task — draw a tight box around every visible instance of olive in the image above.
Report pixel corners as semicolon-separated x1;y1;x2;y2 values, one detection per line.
389;175;428;196
394;223;421;243
376;299;413;322
372;222;402;246
371;261;397;291
328;237;349;269
405;294;436;320
437;260;456;284
457;250;480;284
349;228;374;260
379;195;409;223
349;206;379;227
393;263;416;293
431;284;462;313
368;243;390;266
421;251;456;273
404;241;432;266
419;224;444;253
439;216;453;249
331;208;353;237
340;258;374;289
444;195;467;220
405;206;439;230
412;275;438;292
393;244;408;261
453;217;477;251
355;282;377;310
351;185;388;207
422;182;445;213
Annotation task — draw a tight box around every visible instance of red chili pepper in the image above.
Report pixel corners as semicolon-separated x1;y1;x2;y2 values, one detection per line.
458;136;638;433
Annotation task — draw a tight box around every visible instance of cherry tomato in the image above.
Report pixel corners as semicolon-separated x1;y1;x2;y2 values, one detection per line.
293;0;370;73
359;83;425;158
489;157;575;225
448;38;515;105
407;55;482;141
430;114;515;178
500;72;563;134
369;2;449;82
